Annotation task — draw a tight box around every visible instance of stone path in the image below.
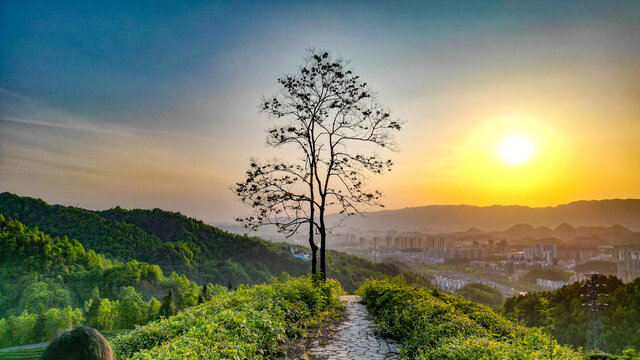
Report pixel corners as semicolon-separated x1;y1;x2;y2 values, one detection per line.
307;295;399;359
0;341;49;352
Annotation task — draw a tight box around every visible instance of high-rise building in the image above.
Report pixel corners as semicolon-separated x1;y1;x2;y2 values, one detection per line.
545;243;558;259
497;240;508;254
523;248;535;259
426;237;435;249
614;246;640;281
535;243;544;257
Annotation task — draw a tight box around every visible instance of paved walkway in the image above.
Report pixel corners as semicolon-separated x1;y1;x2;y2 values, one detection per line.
307;295;399;359
0;341;49;352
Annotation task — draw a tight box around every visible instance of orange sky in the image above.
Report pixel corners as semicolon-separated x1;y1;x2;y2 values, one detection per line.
374;70;640;209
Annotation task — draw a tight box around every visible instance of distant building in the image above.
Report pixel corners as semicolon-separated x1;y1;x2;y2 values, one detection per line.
523;248;535;259
536;278;567;290
289;248;311;261
496;240;508;254
614;246;640;281
535;243;544;257
545;243;558;259
434;274;466;290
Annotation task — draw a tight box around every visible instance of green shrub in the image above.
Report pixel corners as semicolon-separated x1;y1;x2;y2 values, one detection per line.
359;277;586;359
111;275;343;359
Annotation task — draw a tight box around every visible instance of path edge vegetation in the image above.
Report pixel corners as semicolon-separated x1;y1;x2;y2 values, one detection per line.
357;276;640;360
110;274;344;359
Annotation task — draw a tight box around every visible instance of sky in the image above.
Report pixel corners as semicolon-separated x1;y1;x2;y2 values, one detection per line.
1;1;639;222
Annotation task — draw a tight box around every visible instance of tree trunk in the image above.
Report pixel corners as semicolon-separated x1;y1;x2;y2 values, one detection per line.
320;229;326;281
310;236;318;276
308;161;317;275
311;243;318;276
319;208;327;281
308;221;316;274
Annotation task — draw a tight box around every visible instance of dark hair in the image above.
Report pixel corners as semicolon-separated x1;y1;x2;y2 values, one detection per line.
40;326;113;360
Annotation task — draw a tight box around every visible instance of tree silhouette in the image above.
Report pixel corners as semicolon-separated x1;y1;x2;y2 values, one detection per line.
235;49;402;280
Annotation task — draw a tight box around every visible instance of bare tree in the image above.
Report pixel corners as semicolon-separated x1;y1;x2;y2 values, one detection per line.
234;49;402;280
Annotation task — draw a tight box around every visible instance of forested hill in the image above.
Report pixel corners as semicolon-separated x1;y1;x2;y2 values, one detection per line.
0;214;206;346
0;194;162;262
0;192;398;290
503;274;640;354
0;214;201;317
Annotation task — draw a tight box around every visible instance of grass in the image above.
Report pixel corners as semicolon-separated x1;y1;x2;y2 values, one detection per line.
0;348;44;360
111;274;344;359
358;276;586;359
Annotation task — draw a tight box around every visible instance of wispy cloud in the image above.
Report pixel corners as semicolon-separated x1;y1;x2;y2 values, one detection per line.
0;116;126;135
0;87;215;143
0;115;216;143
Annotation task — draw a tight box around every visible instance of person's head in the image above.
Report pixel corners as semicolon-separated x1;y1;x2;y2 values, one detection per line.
40;325;113;360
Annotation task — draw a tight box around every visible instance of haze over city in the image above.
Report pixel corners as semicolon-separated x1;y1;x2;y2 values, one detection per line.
1;1;639;222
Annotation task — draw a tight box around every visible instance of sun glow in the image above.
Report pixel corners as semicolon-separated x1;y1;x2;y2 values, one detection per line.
440;115;567;206
497;134;535;165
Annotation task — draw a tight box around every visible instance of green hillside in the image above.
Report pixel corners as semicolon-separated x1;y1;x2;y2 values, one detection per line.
0;192;306;286
110;275;343;359
359;277;593;359
0;214;199;317
0;192;400;348
0;215;202;347
504;274;640;355
0;192;399;291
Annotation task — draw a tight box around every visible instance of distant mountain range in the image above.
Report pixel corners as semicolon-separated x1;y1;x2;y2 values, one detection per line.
329;199;640;233
445;222;640;247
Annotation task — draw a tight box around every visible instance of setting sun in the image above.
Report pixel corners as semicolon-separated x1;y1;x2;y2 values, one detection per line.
497;134;535;165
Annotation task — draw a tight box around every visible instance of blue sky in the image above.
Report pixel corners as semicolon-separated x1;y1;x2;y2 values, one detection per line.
1;1;639;221
4;1;634;119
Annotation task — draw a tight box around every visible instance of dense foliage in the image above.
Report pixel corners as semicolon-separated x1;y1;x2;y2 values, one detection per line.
0;192;304;285
455;282;504;307
110;275;343;359
0;215;207;347
359;277;588;359
504;274;640;354
0;192;398;291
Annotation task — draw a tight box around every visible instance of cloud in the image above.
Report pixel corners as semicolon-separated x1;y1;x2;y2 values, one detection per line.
0;116;125;135
0;87;216;142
